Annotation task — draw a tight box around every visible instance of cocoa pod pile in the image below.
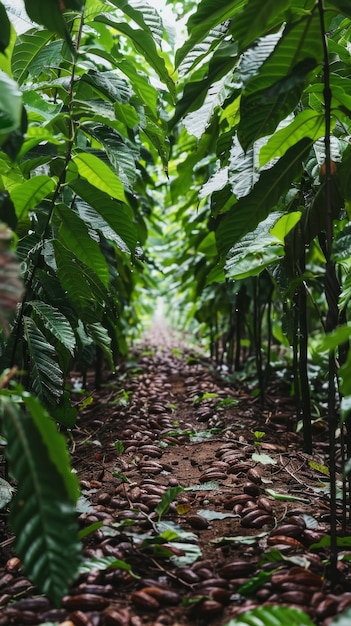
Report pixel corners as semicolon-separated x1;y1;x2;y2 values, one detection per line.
0;346;347;626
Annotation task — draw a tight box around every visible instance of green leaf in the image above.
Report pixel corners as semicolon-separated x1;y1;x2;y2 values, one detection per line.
12;30;54;85
155;486;184;520
21;392;79;503
79;556;139;577
53;240;105;323
238;12;323;150
23;0;83;49
69;179;137;253
56;203;110;287
229;0;292;53
0;70;22;142
28;301;76;356
23;316;64;405
265;488;310;503
216;138;312;256
95;14;175;100
2;398;80;605
85;323;113;369
198;509;238;520
108;0;164;46
259;110;327;167
73;153;127;203
10;175;55;221
0;476;15;509
0;2;11;54
223;605;315;626
252;452;277;465
176;0;239;68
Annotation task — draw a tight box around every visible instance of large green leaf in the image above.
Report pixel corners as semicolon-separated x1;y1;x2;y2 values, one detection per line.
69;178;137;252
225;213;285;280
12;30;54;84
95;14;175;100
28;301;76;356
216;138;312;256
176;0;243;68
23;0;84;48
259;110;327;166
0;1;11;54
73;152;127;203
82;123;138;188
85;322;113;369
238;10;323;150
56;203;110;287
0;70;22;142
108;0;164;45
10;175;55;220
53;239;105;323
2;397;80;605
223;605;315;626
229;0;292;53
23;316;64;405
172;41;239;128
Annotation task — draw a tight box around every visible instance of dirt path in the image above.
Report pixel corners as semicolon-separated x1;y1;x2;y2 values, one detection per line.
0;332;350;626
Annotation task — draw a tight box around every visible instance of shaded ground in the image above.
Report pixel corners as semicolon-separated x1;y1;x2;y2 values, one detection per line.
1;319;351;626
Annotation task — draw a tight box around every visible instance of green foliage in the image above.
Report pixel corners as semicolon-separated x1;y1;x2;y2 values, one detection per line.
223;605;315;626
1;392;80;605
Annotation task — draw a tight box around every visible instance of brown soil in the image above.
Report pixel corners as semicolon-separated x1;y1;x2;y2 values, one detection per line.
0;320;351;626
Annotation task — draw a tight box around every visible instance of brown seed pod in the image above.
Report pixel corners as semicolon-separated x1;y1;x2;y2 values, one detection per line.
218;561;256;579
131;590;160;610
247;468;262;483
243;482;261;497
104;608;132;626
267;535;304;549
256;496;273;513
5;557;21;572
176;567;200;583
62;594;110;611
270;524;304;539
195;599;224;616
199;471;227;482
240;508;268;526
186;514;210;530
277;590;311;605
69;611;96;626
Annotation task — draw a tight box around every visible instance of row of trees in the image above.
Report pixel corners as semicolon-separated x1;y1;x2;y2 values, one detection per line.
1;0;351;604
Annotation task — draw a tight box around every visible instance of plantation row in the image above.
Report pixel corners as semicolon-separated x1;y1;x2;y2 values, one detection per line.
1;0;351;609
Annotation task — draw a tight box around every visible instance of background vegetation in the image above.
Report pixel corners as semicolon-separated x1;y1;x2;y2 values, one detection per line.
0;0;351;611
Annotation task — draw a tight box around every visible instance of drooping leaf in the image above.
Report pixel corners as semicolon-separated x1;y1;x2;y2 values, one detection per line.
0;2;11;54
2;397;81;605
259;110;327;166
23;0;83;48
238;12;323;150
56;203;110;287
10;175;55;221
69;179;137;252
155;486;184;520
85;322;113;369
53;240;105;323
216;138;312;256
28;301;76;356
73;153;127;203
12;30;54;84
95;14;175;100
229;0;291;54
0;70;22;143
23;316;64;405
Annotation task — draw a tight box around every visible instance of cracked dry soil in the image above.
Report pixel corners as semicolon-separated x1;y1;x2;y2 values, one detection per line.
1;322;351;626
